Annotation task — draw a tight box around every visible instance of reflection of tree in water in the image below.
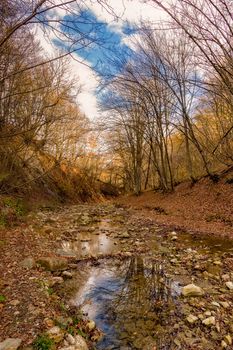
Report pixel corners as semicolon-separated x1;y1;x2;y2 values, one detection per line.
104;257;178;349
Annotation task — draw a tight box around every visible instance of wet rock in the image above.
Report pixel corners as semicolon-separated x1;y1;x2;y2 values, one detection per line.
0;338;22;350
37;257;68;271
182;284;205;297
202;316;215;326
225;281;233;290
20;257;36;269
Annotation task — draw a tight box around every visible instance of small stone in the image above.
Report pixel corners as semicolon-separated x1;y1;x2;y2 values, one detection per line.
62;271;73;279
221;340;227;348
0;338;22;350
226;281;233;290
86;320;95;331
171;236;177;241
219;301;230;308
182;284;205;297
170;231;177;236
46;326;64;343
66;334;75;345
120;231;130;238
211;301;220;308
202;316;215;326
186;315;198;324
204;311;212;317
222;274;230;281
74;335;88;350
9;300;20;306
224;334;232;345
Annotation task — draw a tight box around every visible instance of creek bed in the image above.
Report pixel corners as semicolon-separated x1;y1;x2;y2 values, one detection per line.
56;206;233;349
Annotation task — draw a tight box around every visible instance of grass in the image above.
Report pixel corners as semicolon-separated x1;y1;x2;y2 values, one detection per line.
33;334;54;350
0;294;6;302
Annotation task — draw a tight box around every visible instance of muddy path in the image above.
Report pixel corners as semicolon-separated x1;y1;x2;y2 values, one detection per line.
1;203;233;350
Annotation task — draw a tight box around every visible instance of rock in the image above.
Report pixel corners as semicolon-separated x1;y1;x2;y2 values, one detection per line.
20;257;36;269
219;301;230;308
224;334;232;345
37;257;68;271
9;299;20;306
0;338;22;350
213;260;222;266
221;340;228;348
86;320;95;331
46;326;64;343
60;335;88;350
171;236;177;241
62;271;73;279
120;231;130;238
204;311;212;317
222;274;230;281
170;231;177;236
202;316;215;326
66;334;75;345
186;315;198;324
182;284;205;297
225;281;233;290
211;301;220;308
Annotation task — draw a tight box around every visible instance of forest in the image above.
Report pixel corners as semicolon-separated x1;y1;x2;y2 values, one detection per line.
0;1;233;350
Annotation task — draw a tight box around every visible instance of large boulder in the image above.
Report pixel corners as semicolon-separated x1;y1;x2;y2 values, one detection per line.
182;283;205;297
37;257;68;271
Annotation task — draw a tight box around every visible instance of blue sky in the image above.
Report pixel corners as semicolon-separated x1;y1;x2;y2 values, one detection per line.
53;9;136;75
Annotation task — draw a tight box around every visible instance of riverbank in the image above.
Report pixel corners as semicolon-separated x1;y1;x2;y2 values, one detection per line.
115;177;233;238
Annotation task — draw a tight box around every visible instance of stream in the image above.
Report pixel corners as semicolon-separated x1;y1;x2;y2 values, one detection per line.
39;204;233;349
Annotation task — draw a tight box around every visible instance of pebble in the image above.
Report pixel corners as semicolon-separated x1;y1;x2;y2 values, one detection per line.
62;271;73;279
186;315;198;324
226;281;233;290
202;316;215;326
182;283;204;297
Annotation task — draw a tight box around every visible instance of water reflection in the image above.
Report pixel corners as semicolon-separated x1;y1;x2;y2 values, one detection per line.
73;257;180;349
58;232;118;258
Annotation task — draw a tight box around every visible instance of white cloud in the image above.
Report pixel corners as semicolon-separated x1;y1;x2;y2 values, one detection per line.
35;0;169;120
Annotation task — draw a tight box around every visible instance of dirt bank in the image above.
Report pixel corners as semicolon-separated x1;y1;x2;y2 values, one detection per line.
115;178;233;238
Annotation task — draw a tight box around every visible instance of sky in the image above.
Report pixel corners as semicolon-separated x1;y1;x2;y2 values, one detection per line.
36;0;167;120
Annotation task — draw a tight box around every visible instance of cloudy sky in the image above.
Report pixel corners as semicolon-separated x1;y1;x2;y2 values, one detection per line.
37;0;167;120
